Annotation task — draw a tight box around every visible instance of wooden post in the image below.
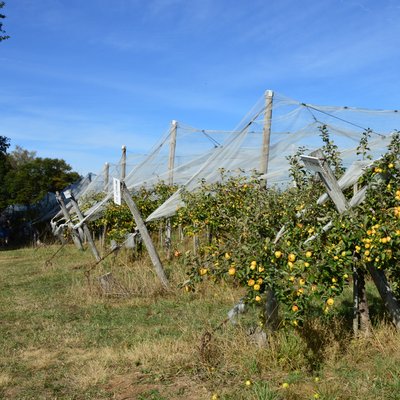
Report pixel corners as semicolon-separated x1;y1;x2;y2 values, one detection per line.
55;191;83;250
259;91;276;325
69;194;101;262
121;182;170;290
165;219;172;260
368;265;400;329
121;145;127;181
260;90;274;187
104;162;110;192
165;120;177;259
301;150;349;214
101;162;110;250
168;120;178;185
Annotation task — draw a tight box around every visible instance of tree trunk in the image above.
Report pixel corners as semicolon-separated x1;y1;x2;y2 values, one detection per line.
121;183;169;290
353;267;372;337
264;289;279;331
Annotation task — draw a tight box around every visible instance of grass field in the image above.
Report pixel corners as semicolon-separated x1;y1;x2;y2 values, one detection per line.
1;244;400;399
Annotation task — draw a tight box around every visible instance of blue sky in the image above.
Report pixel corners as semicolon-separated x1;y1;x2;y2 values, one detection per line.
1;0;400;175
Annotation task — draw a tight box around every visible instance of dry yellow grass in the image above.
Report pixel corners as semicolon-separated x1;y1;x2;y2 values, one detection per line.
0;372;12;388
1;245;400;399
20;347;60;370
68;359;110;390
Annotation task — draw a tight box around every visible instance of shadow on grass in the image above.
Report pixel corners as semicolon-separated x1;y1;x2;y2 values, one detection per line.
298;283;390;372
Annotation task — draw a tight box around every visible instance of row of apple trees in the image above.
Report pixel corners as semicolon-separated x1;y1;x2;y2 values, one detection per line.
177;128;400;329
79;126;400;330
80;182;178;245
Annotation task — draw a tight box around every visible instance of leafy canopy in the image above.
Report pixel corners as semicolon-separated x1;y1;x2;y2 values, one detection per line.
6;157;81;205
0;138;80;209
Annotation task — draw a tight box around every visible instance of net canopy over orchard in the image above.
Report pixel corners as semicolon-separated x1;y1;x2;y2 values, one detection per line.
145;91;399;221
52;91;400;227
45;90;400;338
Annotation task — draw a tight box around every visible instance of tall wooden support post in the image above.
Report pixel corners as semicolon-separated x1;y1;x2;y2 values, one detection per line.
302;150;349;214
260;90;274;188
368;265;400;329
121;145;127;181
102;162;110;250
259;91;276;329
104;162;110;192
165;120;177;259
69;194;101;262
121;182;170;290
168;120;177;186
55;192;83;250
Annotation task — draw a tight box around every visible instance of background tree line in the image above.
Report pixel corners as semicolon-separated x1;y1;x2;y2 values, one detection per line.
0;135;81;212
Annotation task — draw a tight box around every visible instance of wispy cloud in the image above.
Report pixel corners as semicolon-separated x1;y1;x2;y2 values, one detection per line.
3;0;400;175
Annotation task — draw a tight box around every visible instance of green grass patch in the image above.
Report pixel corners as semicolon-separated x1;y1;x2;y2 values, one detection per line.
0;245;399;399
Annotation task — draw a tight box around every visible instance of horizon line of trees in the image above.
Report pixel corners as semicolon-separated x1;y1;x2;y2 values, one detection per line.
0;135;81;212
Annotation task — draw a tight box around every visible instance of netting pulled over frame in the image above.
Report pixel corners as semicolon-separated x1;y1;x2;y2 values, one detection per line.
52;90;400;230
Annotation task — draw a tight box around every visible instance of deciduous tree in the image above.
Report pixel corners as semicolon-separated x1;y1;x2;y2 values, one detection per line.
0;135;11;210
6;158;81;205
9;145;37;168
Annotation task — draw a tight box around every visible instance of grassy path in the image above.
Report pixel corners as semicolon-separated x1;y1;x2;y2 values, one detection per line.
0;246;400;399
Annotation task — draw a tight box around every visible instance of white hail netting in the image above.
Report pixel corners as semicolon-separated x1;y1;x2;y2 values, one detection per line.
145;92;399;221
52;91;400;230
31;173;96;224
53;123;237;229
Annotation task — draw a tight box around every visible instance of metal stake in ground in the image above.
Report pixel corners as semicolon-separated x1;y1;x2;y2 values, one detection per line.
121;182;170;290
